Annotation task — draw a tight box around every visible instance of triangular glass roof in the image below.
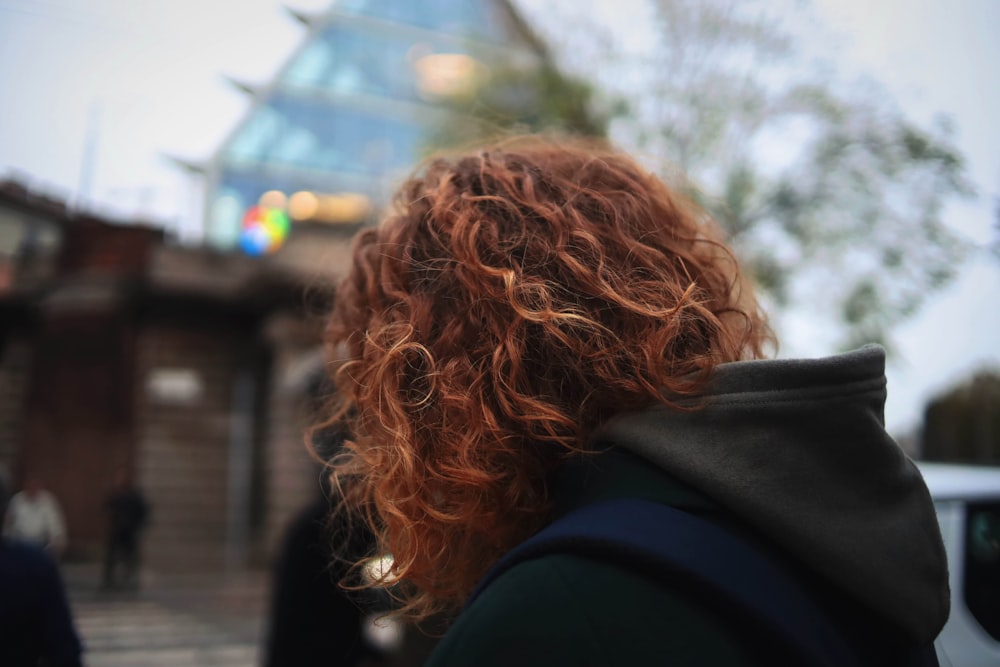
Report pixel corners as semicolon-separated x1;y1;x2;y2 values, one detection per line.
204;0;537;252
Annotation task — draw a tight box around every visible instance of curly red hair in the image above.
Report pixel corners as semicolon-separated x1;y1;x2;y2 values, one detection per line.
319;136;771;619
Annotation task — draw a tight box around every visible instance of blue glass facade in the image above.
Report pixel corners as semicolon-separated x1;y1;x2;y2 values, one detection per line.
223;94;423;175
205;0;527;252
282;24;472;102
335;0;505;41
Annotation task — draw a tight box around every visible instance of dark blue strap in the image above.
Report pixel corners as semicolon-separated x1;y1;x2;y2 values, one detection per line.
469;498;858;667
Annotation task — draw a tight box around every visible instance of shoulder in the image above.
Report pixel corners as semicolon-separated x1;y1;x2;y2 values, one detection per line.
426;555;598;667
426;553;755;667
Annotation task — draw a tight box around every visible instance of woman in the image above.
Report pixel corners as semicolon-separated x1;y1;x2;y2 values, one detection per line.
319;137;948;665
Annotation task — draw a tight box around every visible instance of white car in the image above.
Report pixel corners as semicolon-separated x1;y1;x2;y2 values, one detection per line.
917;462;1000;667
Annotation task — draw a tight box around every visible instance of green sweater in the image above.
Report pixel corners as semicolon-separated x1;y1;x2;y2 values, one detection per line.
425;346;948;666
426;452;759;666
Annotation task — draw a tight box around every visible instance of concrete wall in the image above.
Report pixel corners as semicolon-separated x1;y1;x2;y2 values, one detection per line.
260;314;325;561
135;325;244;571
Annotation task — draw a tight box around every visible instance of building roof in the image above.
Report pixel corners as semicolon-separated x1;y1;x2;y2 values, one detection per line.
198;0;551;249
0;178;338;315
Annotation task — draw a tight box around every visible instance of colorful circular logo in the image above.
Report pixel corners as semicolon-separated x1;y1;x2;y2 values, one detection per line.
239;205;290;256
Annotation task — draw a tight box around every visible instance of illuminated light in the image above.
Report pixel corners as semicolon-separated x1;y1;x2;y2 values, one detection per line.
288;191;371;223
413;53;487;99
258;190;287;209
212;194;241;216
208;192;243;248
318;192;371;223
288;191;320;220
210;194;242;229
363;554;397;584
239;205;290;256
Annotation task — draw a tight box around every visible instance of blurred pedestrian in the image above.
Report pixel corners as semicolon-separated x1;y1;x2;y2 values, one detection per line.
264;486;386;667
3;476;66;556
315;137;949;666
101;468;149;591
0;476;84;666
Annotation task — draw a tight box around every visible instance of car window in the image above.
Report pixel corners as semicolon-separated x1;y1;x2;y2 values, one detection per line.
965;501;1000;641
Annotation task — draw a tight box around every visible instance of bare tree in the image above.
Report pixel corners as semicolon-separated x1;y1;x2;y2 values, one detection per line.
503;0;974;349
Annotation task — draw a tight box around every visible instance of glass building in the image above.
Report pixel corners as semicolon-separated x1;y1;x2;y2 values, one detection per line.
202;0;546;253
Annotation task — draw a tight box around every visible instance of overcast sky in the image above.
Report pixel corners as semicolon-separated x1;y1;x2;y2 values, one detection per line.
0;0;997;435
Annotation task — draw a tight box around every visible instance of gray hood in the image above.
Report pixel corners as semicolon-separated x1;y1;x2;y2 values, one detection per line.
589;345;949;643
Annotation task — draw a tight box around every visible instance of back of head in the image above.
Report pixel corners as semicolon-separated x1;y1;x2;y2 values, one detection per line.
323;136;771;617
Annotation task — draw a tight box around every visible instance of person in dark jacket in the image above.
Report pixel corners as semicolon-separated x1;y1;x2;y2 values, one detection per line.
0;476;84;667
264;488;387;667
314;137;949;665
102;468;149;591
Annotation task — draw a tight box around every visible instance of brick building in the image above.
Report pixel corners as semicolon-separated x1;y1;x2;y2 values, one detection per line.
0;181;351;569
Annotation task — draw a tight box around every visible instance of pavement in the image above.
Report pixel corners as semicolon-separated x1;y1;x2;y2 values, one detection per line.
64;563;270;667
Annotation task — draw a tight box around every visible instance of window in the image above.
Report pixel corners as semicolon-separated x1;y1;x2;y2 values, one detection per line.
233;94;423;174
335;0;504;41
226;107;284;162
284;25;480;102
284;39;334;87
965;501;1000;641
